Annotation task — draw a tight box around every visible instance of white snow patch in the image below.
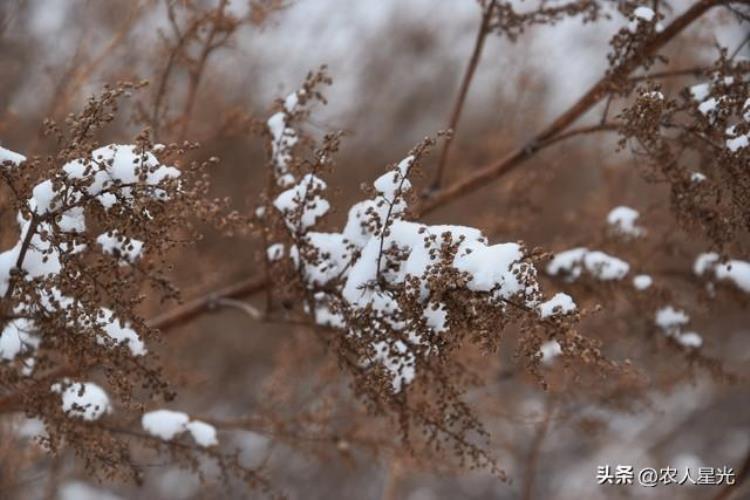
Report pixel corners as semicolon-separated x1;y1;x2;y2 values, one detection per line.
633;274;653;290
266;243;285;261
538;293;577;318
655;306;690;332
607;206;644;237
52;381;111;421
142;409;218;447
0;146;26;166
540;340;562;364
694;252;750;293
97;231;144;264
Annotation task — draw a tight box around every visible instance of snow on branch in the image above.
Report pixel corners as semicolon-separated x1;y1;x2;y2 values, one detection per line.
694;252;750;294
260;91;578;395
142;409;218;448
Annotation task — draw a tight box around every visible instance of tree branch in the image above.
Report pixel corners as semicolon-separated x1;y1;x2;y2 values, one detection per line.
429;0;497;191
417;0;727;216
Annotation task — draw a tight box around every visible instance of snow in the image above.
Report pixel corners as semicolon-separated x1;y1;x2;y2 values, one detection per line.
693;252;750;293
266;243;285;261
628;6;658;32
583;251;630;280
97;231;144;264
632;274;653;290
689;83;710;102
373;339;415;393
271;150;541;393
606;206;644;237
373;155;414;203
633;6;655;22
0;142;177;383
185;420;219;447
655;306;702;349
0;143;178;295
0;218;71;294
62;144;180;208
267;91;300;179
313;293;345;329
0;145;26;166
30;180;59;213
142;410;190;440
299;232;351;286
98;308;147;356
142;409;218;447
714;260;750;293
423;302;448;333
540;340;562;364
698;97;718;115
0;319;36;361
52;381;111;421
725;126;749;152
691;172;707;183
273;174;330;231
676;331;703;348
546;247;588;281
538;293;577;318
0;323;23;361
547;248;629;281
454;242;525;296
655;306;690;332
693;252;720;276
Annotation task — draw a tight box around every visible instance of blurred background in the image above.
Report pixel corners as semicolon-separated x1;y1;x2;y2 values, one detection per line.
1;1;749;499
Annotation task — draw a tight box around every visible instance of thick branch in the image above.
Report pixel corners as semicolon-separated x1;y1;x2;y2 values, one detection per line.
147;274;268;331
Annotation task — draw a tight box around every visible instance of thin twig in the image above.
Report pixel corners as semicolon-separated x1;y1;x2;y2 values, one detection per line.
429;0;497;192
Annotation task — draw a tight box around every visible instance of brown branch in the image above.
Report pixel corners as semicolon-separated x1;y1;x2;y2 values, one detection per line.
176;0;231;141
47;1;145;120
429;0;497;191
629;66;707;82
146;273;268;332
537;122;619;148
520;397;555;500
418;0;727;216
3;214;40;301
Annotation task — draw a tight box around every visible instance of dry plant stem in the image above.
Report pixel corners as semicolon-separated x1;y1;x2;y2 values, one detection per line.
429;0;497;191
3;214;39;300
418;0;733;216
45;1;144;121
151;0;198;140
520;397;555;500
177;0;230;141
146;274;268;331
629;65;707;82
